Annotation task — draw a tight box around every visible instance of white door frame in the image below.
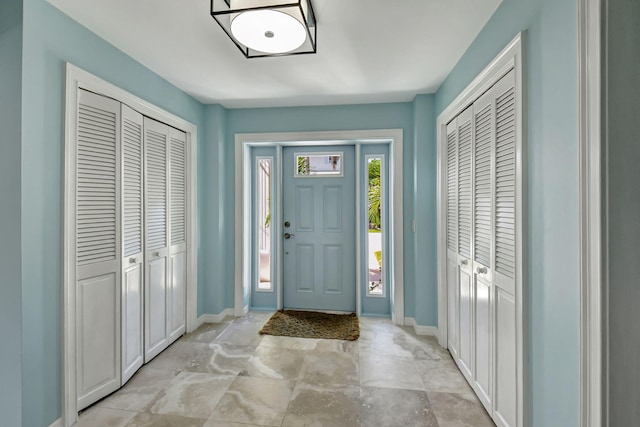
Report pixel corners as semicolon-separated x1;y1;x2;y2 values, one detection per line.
62;63;198;427
436;33;526;426
578;0;604;426
234;130;404;323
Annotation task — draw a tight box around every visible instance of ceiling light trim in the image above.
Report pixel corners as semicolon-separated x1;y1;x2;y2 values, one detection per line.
211;0;317;59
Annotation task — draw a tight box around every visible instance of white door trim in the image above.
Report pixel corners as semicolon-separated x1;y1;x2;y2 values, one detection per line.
578;0;604;425
234;130;404;323
436;32;526;426
62;63;198;427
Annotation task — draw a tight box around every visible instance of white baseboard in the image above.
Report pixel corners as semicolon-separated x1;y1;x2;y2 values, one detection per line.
49;418;63;427
196;308;235;327
404;317;438;337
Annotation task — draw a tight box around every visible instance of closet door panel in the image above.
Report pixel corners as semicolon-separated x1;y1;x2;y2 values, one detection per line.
473;276;492;410
75;89;121;410
446;120;459;357
456;106;474;381
472;88;495;412
170;130;187;248
458;267;473;380
457;108;473;261
473;95;494;273
144;117;170;362
122;263;143;382
492;69;517;427
446;121;458;255
146;256;167;356
494;70;517;291
169;251;186;341
447;256;459;359
494;288;517;427
168;129;187;343
121;105;144;383
77;271;120;410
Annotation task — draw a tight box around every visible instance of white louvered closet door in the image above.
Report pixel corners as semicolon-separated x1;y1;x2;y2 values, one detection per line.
168;128;187;344
444;68;519;427
121;105;144;384
75;89;122;410
144;117;171;362
471;88;496;412
456;106;474;381
446;119;460;360
492;69;517;427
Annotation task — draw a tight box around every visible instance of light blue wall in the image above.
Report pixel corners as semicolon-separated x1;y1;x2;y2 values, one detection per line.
0;1;23;426
435;0;579;425
412;94;438;326
222;104;419;317
20;0;205;425
201;105;228;316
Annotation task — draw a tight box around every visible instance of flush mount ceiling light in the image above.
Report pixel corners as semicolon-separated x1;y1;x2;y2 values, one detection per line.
211;0;317;58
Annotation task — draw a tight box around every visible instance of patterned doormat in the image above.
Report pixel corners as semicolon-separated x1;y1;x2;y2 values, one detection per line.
259;310;360;341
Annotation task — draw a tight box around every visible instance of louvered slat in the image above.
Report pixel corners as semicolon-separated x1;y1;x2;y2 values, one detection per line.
145;128;167;250
457;120;472;259
474;105;492;267
447;129;458;251
123;114;143;257
170;133;186;245
77;103;117;265
495;87;516;278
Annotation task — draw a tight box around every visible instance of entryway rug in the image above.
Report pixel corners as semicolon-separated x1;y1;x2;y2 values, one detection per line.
259;310;360;341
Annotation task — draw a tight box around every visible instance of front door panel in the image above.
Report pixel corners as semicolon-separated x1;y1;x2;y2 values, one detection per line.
282;146;356;312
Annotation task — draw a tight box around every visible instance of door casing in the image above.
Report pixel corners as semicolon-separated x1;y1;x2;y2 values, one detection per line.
234;130;404;322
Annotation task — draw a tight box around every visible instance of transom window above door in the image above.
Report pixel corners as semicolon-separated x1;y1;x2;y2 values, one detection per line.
294;152;343;177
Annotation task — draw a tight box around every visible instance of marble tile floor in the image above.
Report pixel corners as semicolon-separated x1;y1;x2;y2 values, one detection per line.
78;312;494;427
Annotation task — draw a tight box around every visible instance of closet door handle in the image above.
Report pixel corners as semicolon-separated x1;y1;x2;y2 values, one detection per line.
476;266;487;274
129;257;136;264
153;251;160;257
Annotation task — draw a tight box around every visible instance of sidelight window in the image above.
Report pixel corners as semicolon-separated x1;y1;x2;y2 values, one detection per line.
366;156;385;296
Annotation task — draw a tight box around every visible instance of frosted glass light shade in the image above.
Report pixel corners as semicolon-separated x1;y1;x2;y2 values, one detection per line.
211;0;317;58
231;9;306;54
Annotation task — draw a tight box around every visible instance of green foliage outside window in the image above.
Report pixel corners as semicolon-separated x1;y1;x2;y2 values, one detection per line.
368;159;381;229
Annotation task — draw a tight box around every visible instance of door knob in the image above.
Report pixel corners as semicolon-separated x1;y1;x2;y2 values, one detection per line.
153;251;160;257
476;266;488;274
284;233;295;239
129;257;136;264
461;259;468;266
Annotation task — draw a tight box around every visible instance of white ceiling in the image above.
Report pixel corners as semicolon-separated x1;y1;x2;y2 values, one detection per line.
47;0;502;108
